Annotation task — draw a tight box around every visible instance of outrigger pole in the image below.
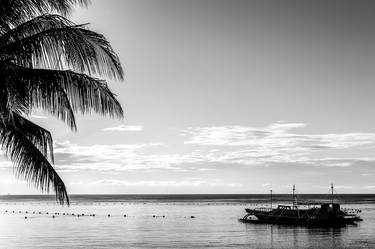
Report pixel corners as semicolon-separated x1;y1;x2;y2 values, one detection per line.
270;190;273;209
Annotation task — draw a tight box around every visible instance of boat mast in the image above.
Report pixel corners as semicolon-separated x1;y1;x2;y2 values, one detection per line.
331;183;334;204
292;184;296;207
270;189;273;209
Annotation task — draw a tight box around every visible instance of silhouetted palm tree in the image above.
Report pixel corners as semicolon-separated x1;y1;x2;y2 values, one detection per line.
0;0;124;205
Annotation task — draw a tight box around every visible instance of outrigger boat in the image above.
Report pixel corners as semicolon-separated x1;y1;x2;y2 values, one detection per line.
240;184;362;226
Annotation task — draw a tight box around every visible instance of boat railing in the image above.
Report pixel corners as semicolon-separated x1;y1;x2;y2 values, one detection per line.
253;207;273;212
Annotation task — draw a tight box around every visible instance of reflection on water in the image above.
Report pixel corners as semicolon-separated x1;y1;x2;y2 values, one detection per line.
243;220;372;249
0;198;374;248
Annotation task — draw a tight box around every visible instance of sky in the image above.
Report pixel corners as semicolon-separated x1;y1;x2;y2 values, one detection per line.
2;0;375;194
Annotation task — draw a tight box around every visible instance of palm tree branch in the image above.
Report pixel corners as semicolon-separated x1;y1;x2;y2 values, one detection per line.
0;24;123;79
0;14;74;47
1;61;78;130
10;112;54;163
0;123;69;205
0;0;89;30
22;66;124;119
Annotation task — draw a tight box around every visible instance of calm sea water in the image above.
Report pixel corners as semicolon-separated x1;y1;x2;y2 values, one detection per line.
0;194;374;248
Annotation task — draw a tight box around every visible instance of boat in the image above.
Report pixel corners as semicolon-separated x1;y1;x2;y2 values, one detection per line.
240;184;363;226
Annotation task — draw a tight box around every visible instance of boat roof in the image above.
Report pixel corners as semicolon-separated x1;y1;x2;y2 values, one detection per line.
296;201;340;205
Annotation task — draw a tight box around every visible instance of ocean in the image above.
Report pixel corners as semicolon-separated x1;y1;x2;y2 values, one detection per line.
0;194;374;248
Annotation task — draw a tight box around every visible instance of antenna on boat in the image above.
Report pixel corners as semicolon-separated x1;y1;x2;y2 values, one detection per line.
270;190;273;209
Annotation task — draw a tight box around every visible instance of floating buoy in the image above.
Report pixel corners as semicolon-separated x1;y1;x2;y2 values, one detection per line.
191;216;195;218
52;215;55;218
124;214;127;217
108;214;110;217
24;216;27;219
153;215;156;218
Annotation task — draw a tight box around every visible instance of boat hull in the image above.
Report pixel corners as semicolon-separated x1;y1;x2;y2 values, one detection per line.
240;207;362;227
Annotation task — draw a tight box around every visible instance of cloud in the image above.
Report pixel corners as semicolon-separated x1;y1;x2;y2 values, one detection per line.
182;122;375;166
46;121;375;177
102;125;143;132
53;141;204;172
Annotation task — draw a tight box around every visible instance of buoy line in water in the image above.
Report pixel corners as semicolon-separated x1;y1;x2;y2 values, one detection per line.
2;210;197;219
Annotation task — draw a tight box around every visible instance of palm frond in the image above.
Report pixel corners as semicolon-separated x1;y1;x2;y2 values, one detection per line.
23;67;124;119
0;21;123;79
0;123;69;205
0;14;74;47
10;112;54;163
0;61;77;130
0;0;89;30
0;60;30;116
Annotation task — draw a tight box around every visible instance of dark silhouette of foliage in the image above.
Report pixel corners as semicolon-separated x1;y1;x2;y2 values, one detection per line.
0;0;124;205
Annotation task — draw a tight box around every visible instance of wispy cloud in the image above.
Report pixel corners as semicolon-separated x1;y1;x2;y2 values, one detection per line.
102;125;143;132
54;141;203;172
182;122;375;166
52;122;375;174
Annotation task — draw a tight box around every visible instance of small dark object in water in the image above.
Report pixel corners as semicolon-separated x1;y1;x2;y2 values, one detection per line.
163;216;165;218
124;214;127;217
52;215;55;218
108;214;110;217
153;215;156;218
82;214;84;216
46;212;48;214
12;211;15;213
77;215;80;217
24;216;27;219
5;210;7;213
25;211;28;214
93;214;95;217
191;216;195;218
19;211;21;213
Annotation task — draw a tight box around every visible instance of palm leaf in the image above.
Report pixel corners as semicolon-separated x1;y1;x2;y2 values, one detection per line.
0;22;123;79
10;112;54;163
4;62;123;129
0;61;77;130
0;122;69;205
26;68;124;119
0;0;89;30
0;14;74;47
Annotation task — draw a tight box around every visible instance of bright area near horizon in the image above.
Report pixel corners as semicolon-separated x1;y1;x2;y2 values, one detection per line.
1;0;375;195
